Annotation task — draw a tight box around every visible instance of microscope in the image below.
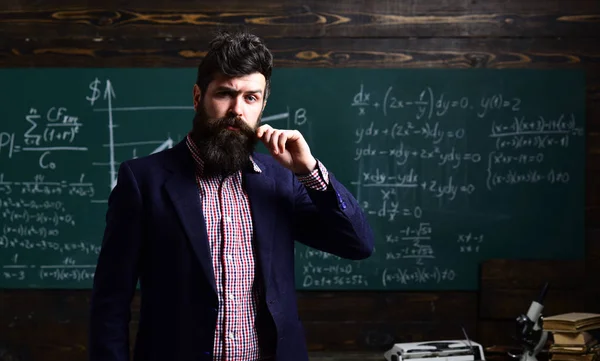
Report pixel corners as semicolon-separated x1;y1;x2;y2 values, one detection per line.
509;282;550;361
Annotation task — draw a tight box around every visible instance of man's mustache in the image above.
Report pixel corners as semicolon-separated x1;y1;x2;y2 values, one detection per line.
213;116;257;136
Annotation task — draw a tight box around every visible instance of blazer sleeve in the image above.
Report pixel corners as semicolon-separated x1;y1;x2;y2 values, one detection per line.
89;161;143;361
292;165;374;260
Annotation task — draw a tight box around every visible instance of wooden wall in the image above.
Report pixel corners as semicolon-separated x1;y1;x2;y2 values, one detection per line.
1;1;599;360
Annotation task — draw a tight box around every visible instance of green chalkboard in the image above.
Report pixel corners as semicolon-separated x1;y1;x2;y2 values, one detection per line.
0;68;585;290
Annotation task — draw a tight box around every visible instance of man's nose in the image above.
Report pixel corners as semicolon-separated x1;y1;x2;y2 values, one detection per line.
229;96;244;117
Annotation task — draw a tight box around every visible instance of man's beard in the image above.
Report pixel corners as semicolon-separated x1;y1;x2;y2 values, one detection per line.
190;105;259;178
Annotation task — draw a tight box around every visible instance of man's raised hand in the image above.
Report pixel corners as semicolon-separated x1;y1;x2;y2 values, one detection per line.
256;124;317;175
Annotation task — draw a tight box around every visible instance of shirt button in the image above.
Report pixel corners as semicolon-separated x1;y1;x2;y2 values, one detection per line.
225;216;232;223
227;255;233;261
229;332;235;340
228;294;235;301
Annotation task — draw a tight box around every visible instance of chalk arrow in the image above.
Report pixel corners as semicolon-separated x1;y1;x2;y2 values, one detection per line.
151;137;173;154
104;80;118;190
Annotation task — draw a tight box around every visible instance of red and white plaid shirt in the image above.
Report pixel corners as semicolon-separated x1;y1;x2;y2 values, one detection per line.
185;134;328;361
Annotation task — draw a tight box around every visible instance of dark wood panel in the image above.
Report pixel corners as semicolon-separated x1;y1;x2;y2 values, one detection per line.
0;290;89;361
587;207;600;228
588;132;600;172
478;320;532;350
479;288;586;320
1;37;599;69
480;260;588;320
586;171;600;228
297;291;476;323
586;230;600;303
308;353;382;361
302;318;477;352
0;289;91;322
480;260;585;290
586;289;600;313
4;0;600;13
0;289;477;357
1;0;599;38
587;228;600;259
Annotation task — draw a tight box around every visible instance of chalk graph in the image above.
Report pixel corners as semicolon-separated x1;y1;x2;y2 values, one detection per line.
86;78;308;194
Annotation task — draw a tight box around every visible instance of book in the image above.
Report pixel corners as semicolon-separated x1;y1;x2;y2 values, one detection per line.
550;344;600;361
551;353;598;361
550;343;598;354
544;313;600;332
553;331;599;346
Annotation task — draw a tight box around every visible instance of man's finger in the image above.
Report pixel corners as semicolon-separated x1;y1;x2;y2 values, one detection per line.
262;127;274;145
286;129;301;141
270;130;282;154
278;131;288;154
256;124;272;138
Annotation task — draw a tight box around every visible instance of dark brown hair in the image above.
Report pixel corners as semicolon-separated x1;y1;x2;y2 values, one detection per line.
196;30;273;100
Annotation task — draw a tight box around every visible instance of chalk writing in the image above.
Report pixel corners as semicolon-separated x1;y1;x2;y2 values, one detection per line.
0;69;585;290
335;79;584;289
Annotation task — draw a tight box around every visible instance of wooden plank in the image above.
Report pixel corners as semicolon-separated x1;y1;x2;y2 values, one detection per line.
0;289;136;361
478;319;529;350
587;207;600;228
587;228;600;268
308;353;383;361
586;229;600;308
588;132;600;171
479;288;586;319
298;292;477;349
586;288;600;313
1;37;600;69
0;289;477;356
0;0;599;38
479;319;552;361
586;172;600;227
0;290;478;354
0;290;89;361
4;0;600;13
303;318;477;351
297;291;476;323
0;289;91;322
480;260;587;320
480;259;586;289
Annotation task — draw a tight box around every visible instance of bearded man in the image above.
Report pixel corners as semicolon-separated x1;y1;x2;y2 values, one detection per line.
89;30;374;361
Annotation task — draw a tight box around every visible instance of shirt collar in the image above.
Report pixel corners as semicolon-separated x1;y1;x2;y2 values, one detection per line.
185;133;262;175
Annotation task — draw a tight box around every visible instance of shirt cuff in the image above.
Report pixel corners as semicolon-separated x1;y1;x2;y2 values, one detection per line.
296;160;330;191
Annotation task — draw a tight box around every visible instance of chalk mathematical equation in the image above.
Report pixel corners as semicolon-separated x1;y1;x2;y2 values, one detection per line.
295;83;584;289
0;70;585;290
0;107;87;170
351;84;523;119
0;77;171;285
2;254;96;282
0;76;312;287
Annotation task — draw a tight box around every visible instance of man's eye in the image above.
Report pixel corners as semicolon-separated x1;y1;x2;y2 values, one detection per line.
246;95;258;102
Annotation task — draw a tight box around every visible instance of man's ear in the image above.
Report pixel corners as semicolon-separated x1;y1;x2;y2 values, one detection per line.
193;84;202;112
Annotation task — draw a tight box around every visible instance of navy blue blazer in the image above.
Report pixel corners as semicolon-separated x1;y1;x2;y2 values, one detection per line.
89;139;374;361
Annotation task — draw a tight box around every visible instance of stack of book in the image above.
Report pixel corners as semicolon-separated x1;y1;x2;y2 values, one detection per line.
543;313;600;361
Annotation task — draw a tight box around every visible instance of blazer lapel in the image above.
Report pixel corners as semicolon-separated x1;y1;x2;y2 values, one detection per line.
164;141;217;294
243;166;276;292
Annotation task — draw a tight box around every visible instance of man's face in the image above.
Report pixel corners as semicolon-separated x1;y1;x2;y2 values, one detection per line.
194;72;266;129
191;72;267;177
